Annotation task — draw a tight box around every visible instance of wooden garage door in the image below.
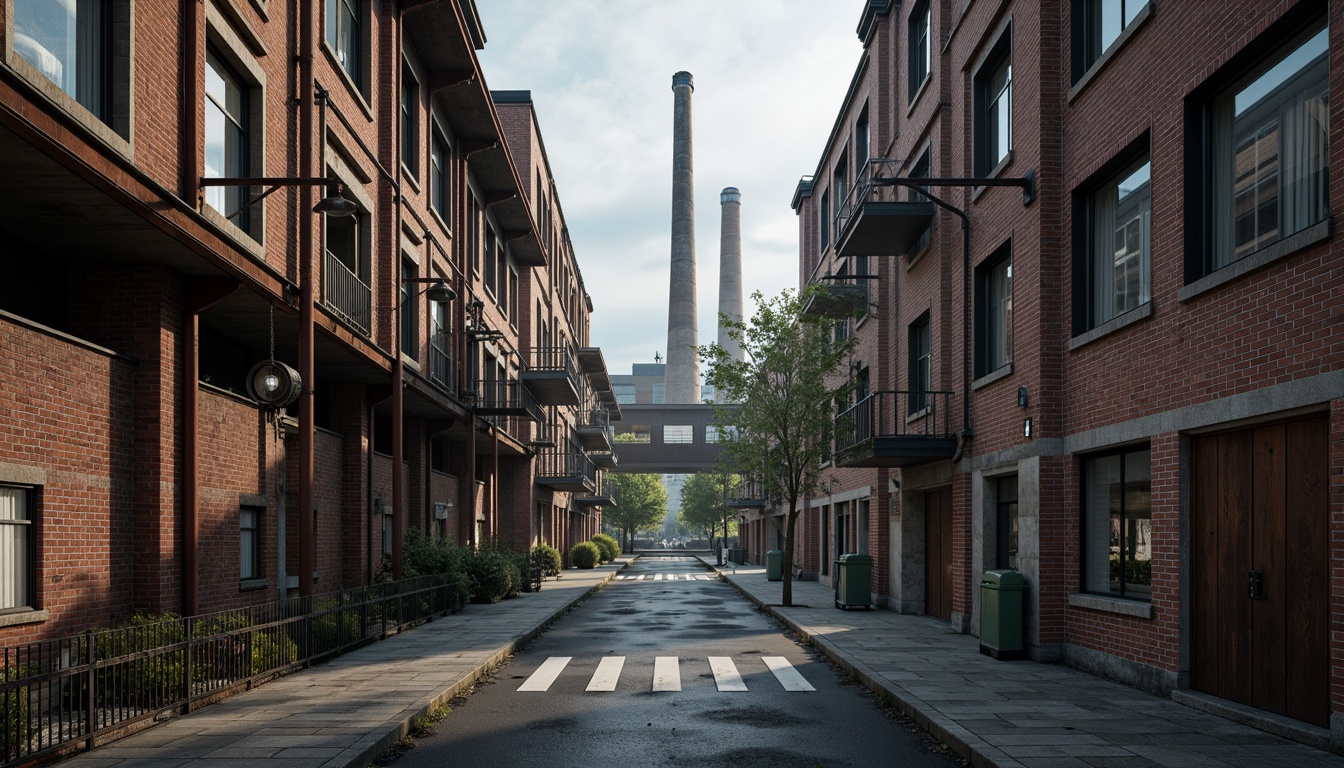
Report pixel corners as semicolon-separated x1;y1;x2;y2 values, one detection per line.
925;487;953;621
1190;416;1328;727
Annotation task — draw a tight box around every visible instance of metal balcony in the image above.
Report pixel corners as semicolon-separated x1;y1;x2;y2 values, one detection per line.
323;250;372;335
575;472;616;508
522;345;582;405
834;390;957;467
472;380;543;422
802;282;868;319
589;451;618;469
834;160;935;259
575;407;613;452
727;479;766;509
535;451;596;492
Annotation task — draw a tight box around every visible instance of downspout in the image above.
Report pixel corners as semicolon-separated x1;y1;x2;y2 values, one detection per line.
391;42;406;580
181;0;203;619
297;0;316;598
951;212;973;464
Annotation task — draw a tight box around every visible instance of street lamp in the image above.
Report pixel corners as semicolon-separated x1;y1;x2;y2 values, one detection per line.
198;176;359;220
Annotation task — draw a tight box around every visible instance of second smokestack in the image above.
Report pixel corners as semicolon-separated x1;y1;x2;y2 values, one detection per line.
718;187;743;363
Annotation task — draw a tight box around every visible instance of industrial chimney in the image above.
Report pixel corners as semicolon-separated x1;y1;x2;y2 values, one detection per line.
718;187;744;363
665;71;699;404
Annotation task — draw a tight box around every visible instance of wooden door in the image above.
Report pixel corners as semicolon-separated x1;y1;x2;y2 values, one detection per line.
1190;416;1328;727
925;487;953;620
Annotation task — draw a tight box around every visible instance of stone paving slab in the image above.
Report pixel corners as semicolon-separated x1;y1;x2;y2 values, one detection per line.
56;560;628;767
708;558;1344;768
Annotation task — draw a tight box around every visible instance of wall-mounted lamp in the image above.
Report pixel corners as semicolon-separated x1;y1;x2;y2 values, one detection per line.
246;360;302;409
404;277;457;303
199;176;358;220
1017;386;1029;408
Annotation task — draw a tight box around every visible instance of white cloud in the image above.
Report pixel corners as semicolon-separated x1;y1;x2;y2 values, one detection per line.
476;0;861;375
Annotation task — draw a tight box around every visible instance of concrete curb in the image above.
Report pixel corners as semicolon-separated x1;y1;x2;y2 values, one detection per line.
716;571;1006;768
341;561;628;767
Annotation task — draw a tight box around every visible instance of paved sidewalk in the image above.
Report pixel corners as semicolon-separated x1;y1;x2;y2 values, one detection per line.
707;557;1344;768
57;559;631;767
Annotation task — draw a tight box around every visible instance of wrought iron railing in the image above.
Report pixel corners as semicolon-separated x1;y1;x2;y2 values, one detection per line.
0;575;464;766
833;158;929;246
322;251;372;335
834;389;955;455
526;345;578;376
535;451;597;486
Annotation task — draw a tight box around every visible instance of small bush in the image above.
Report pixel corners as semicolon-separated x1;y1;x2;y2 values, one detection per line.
530;544;562;577
591;534;620;563
466;547;524;603
311;598;365;656
570;541;601;569
2;664;33;761
94;613;186;709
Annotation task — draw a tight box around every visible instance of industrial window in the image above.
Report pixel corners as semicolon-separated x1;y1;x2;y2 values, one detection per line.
239;506;261;581
907;147;932;259
995;475;1019;570
484;226;498;298
400;258;417;358
204;48;250;230
908;0;931;103
13;0;111;120
1081;446;1151;600
819;191;831;252
468;187;483;275
664;425;693;444
705;425;720;444
383;504;394;557
854;107;869;178
908;312;931;414
975;244;1013;378
1073;0;1148;81
974;32;1012;175
508;265;519;326
1076;152;1150;332
833;149;849;225
1200;19;1328;276
614;384;636;404
401;66;418;177
431;134;450;221
652;383;666;404
326;0;362;91
0;485;35;611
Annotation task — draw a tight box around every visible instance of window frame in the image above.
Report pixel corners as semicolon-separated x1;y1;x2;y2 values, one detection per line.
1080;445;1153;601
326;0;363;92
430;130;450;223
907;312;931;415
908;0;931;105
974;31;1013;177
907;146;932;260
974;243;1013;379
819;190;831;253
400;64;419;179
0;484;36;613
400;257;418;358
1073;142;1152;335
239;506;262;582
204;46;251;231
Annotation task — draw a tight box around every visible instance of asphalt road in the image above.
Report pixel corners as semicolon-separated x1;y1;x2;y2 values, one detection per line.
386;555;965;768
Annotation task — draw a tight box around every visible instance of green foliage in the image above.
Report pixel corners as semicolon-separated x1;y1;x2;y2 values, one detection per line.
700;288;857;605
466;542;527;603
606;473;668;550
570;541;601;569
93;613;187;708
530;544;563;577
678;471;740;542
401;528;472;609
590;533;620;563
2;663;33;761
310;598;365;656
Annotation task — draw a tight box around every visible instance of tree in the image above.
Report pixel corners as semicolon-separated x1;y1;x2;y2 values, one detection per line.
678;471;739;550
700;288;857;606
605;473;668;552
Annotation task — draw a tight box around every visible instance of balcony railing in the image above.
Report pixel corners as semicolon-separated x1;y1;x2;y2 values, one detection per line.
834;390;958;468
535;450;597;492
575;471;616;507
575;407;612;452
323;250;372;335
429;339;457;396
833;158;936;259
522;345;582;406
471;379;543;422
727;478;767;508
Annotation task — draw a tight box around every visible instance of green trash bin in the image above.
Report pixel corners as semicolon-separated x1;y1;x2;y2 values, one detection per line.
979;569;1025;660
765;550;784;581
834;553;872;610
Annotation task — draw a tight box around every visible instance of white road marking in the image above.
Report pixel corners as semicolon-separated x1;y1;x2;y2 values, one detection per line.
586;656;625;692
708;657;748;691
652;657;681;691
518;657;572;691
762;656;814;691
635;575;646;580
653;574;664;581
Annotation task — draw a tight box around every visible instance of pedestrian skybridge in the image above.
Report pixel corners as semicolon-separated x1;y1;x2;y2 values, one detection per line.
610;404;729;473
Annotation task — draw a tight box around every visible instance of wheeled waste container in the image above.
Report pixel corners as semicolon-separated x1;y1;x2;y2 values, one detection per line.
834;553;872;610
765;550;784;581
979;569;1025;660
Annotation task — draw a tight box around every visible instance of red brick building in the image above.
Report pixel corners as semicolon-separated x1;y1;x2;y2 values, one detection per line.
0;0;613;645
772;0;1343;747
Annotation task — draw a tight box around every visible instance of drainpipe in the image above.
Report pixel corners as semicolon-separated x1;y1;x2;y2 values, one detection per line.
296;0;316;598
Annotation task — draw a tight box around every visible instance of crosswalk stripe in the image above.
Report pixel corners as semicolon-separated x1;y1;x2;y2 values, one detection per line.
654;574;664;581
708;657;748;691
652;657;681;691
762;656;814;691
586;656;625;692
518;656;571;691
635;575;646;580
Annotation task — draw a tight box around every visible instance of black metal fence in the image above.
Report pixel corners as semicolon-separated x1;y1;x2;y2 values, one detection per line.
1;574;465;766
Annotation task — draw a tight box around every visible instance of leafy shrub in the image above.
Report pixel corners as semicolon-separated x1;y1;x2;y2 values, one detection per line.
530;544;562;577
591;534;620;563
94;613;186;709
570;541;601;569
466;547;522;603
311;598;365;656
2;664;33;761
250;627;299;674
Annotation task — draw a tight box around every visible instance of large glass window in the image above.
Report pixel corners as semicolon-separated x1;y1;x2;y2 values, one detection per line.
975;35;1012;175
1075;0;1146;79
996;476;1019;570
204;49;249;230
908;312;931;414
239;507;261;581
819;191;831;252
908;0;931;103
14;0;109;120
614;384;636;404
1209;23;1328;271
975;246;1013;377
326;0;361;90
431;135;449;220
401;69;418;177
1082;157;1150;329
908;148;932;258
1082;447;1152;599
400;259;417;357
0;486;34;611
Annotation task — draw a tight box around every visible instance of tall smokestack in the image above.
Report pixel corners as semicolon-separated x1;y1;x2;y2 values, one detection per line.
718;187;744;363
666;71;699;404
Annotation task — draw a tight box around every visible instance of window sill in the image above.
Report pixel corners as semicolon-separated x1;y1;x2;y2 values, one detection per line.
320;40;375;122
401;165;422;195
972;363;1013;390
1068;1;1154;104
1179;218;1332;302
906;75;930;116
1068;592;1153;618
429;207;453;240
201;204;266;261
0;609;49;628
972;151;1014;202
905;242;931;270
240;578;270;591
1069;301;1153;351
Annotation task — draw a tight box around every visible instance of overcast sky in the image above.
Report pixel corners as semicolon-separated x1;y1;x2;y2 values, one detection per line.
475;1;862;377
